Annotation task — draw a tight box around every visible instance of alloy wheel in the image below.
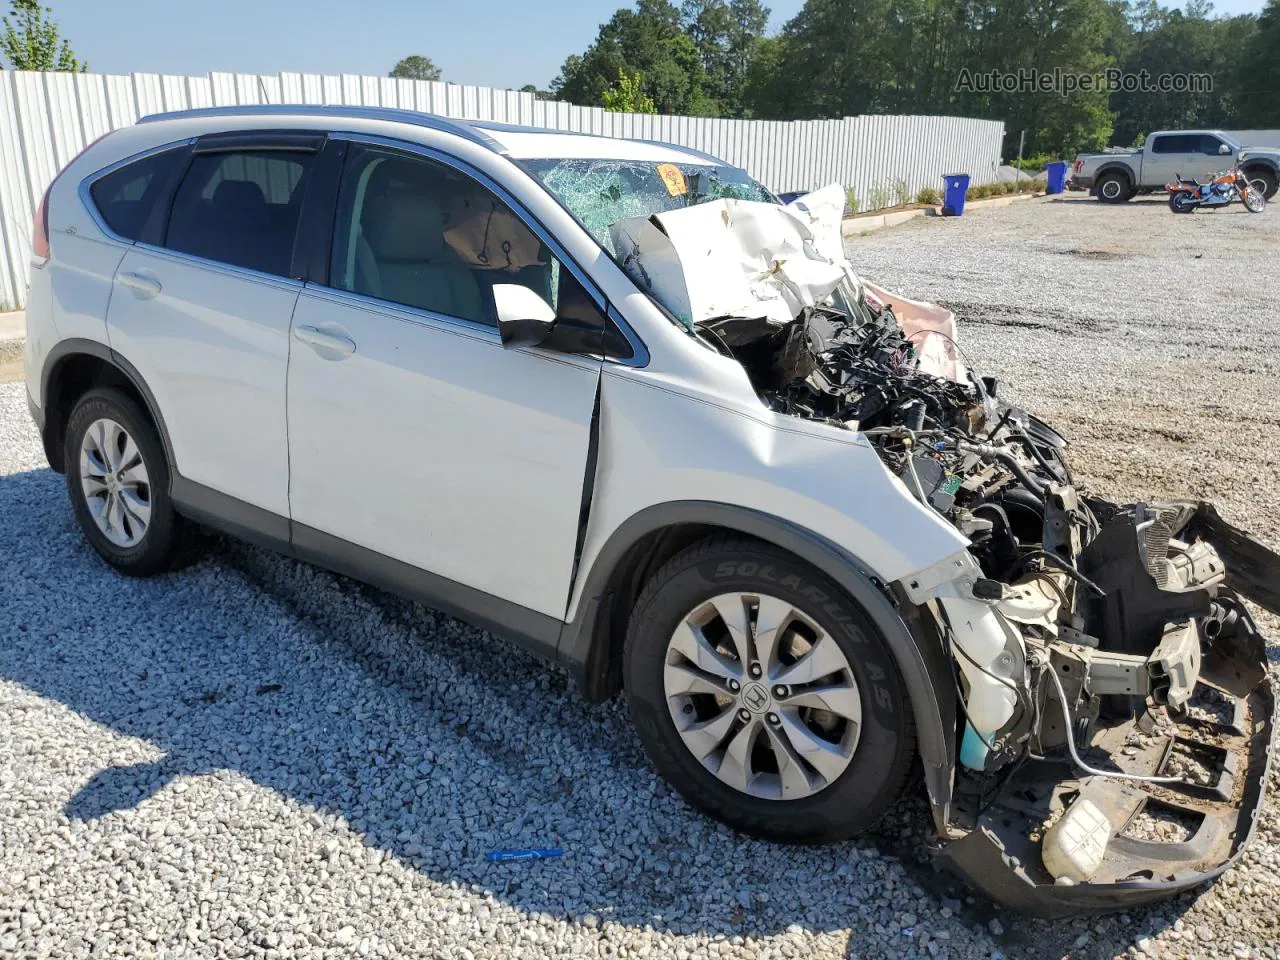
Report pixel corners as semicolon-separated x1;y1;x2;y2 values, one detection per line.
663;592;862;800
79;417;152;548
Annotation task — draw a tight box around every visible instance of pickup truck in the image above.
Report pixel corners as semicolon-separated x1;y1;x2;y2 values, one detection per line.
1073;130;1280;203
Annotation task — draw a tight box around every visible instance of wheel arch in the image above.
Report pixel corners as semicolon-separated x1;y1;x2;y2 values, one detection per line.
40;339;175;477
558;500;958;830
1241;160;1279;197
1092;164;1134;197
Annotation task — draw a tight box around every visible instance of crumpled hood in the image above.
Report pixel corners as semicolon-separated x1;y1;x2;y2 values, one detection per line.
609;183;965;381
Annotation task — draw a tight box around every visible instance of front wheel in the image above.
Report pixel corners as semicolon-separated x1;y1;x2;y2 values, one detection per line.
1243;190;1266;214
624;536;916;843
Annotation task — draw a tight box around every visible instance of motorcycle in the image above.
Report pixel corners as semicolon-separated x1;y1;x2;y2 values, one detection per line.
1167;166;1266;214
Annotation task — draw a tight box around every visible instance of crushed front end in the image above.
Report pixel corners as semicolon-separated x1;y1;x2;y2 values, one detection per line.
730;297;1278;915
612;187;1278;914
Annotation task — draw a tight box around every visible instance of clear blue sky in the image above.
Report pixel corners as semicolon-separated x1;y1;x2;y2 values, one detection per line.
52;0;1268;92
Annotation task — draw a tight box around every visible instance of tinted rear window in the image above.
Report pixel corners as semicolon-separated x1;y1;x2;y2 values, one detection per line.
89;148;185;241
164;150;313;277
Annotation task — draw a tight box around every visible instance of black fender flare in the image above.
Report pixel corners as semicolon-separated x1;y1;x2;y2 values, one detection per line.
558;500;958;831
1240;156;1279;175
39;338;177;478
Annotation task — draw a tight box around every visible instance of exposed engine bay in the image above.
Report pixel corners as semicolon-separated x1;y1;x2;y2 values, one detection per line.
613;186;1280;914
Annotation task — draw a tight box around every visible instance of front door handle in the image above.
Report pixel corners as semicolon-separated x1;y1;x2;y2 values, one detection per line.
119;270;162;300
294;324;356;360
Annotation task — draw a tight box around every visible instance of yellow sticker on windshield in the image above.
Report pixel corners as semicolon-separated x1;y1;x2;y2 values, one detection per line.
657;163;687;197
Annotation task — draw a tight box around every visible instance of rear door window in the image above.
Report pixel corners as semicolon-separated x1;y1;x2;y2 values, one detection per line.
1151;135;1195;154
89;148;185;241
164;150;314;277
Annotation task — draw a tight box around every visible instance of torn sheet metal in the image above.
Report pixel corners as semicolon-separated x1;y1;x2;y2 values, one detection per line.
609;190;847;329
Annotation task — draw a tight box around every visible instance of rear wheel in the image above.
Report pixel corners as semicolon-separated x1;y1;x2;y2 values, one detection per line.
1096;172;1131;203
1169;192;1197;214
64;388;195;576
624;536;916;843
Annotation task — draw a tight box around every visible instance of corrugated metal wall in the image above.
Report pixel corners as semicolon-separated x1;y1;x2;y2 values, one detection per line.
0;69;1006;310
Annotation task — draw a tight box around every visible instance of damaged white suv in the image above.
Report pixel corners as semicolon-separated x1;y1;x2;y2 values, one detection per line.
25;105;1278;916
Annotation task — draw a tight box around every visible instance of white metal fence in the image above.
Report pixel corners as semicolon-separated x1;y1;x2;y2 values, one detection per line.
0;69;1007;310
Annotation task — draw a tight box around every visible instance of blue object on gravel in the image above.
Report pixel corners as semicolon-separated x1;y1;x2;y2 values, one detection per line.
942;173;970;216
485;848;564;862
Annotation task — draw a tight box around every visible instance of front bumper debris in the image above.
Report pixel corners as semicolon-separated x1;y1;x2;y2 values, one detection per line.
938;502;1279;916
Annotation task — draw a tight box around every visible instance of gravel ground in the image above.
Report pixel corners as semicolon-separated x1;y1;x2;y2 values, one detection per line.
2;193;1279;960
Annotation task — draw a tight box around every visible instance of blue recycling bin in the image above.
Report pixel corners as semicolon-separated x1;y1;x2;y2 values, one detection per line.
1045;160;1069;194
942;173;970;216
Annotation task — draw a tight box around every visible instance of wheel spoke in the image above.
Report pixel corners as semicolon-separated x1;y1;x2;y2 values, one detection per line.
715;720;758;793
777;710;853;783
678;706;738;760
753;594;795;679
764;722;815;798
106;493;127;540
664;661;733;698
708;593;752;667
117;436;143;476
119;488;151;535
669;621;743;684
773;633;847;687
782;683;862;722
100;420;123;471
81;474;110;497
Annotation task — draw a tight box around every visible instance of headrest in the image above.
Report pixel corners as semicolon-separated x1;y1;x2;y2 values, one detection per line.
369;189;448;261
212;179;267;212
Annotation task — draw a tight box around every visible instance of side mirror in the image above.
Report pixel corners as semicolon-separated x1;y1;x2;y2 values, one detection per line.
1219;143;1232;155
494;284;556;348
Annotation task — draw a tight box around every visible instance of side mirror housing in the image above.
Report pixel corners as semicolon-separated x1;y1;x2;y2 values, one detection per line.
494;284;557;348
1219;143;1232;155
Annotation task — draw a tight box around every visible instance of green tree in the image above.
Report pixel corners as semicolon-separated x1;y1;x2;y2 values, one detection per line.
601;69;658;111
1235;0;1280;125
389;54;441;81
0;0;85;71
552;0;715;114
518;83;555;101
681;0;770;116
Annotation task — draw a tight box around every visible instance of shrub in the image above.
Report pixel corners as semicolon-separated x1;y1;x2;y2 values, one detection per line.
915;186;942;205
844;187;859;214
868;182;892;211
1002;180;1018;194
892;178;912;207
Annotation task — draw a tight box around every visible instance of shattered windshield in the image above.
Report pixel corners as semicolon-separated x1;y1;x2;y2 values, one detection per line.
518;158;775;255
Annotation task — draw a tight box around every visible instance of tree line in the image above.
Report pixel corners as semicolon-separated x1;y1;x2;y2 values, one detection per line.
6;0;1278;162
549;0;1280;158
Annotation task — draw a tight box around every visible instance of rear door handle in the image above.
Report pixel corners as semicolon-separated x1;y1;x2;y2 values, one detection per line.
119;270;162;300
294;324;356;360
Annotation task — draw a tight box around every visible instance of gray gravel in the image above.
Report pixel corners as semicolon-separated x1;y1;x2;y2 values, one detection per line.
2;193;1279;960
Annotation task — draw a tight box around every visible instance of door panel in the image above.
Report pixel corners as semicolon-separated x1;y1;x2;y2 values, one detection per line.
287;288;600;618
106;246;299;515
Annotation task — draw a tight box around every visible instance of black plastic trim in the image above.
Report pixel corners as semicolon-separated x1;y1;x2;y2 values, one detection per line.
194;130;327;154
38;338;177;477
167;479;565;663
170;477;291;551
294;137;346;285
558;500;957;826
291;523;563;661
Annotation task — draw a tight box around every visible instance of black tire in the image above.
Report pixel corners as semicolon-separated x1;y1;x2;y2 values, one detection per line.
64;387;195;577
1243;167;1278;201
1169;192;1196;214
1096;171;1132;204
624;535;916;844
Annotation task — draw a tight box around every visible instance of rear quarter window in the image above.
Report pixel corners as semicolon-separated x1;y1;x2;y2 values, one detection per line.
89;148;186;241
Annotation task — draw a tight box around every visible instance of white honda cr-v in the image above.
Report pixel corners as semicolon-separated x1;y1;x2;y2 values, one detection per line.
24;105;1278;914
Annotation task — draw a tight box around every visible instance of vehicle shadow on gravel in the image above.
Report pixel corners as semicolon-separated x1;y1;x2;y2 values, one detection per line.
0;465;1193;958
